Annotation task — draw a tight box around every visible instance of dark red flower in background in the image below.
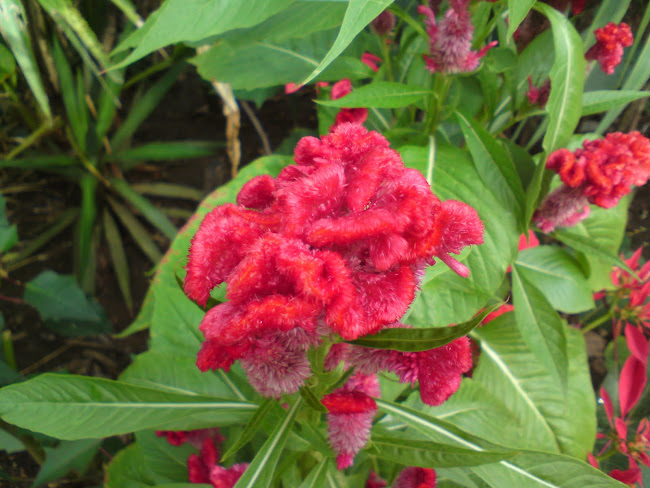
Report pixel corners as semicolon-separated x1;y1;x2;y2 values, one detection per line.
586;23;633;75
393;467;437;488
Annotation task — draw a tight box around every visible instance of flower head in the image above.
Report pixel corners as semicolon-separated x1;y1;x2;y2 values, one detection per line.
418;2;496;74
371;10;396;36
185;124;483;397
527;77;551;108
393;467;437;488
586;23;633;75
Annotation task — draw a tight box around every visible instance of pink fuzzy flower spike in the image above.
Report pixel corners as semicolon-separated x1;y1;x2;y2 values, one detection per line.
586;23;633;75
418;2;496;74
393;467;437;488
321;373;380;469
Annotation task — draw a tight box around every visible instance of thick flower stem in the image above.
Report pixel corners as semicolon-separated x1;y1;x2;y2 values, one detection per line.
425;75;451;135
582;308;616;334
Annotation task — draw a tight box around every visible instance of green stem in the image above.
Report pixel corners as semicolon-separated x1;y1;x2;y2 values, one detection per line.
581;308;616;334
378;35;393;82
425;75;451;135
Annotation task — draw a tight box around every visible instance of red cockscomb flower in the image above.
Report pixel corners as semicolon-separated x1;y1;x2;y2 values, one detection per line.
534;132;650;232
418;1;496;74
185;124;483;396
393;467;437;488
586;23;633;75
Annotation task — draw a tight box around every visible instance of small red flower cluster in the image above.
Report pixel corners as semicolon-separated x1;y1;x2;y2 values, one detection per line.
586;22;633;75
184;124;483;398
526;77;551;108
418;0;496;74
534;132;650;233
366;467;437;488
156;428;223;449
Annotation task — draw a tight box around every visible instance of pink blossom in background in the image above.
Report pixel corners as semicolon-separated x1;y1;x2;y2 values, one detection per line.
330;79;368;128
533;132;650;232
393;467;437;488
321;373;380;469
365;470;388;488
418;1;496;74
571;0;587;14
586;23;633;75
209;464;248;488
185;124;483;397
362;52;383;72
526;77;551;108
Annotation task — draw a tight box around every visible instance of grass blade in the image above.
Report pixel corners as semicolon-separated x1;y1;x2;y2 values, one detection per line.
106;196;162;264
103;208;133;312
130;183;203;201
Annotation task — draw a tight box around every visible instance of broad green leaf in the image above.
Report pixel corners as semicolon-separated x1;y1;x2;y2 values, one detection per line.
400;144;518;327
377;400;616;488
23;271;111;336
317;82;429;108
0;194;17;252
511;266;568;393
515;246;594;313
114;0;294;66
104;209;133;311
192;31;372;90
596;32;650;133
582;90;650;116
0;429;23;453
301;0;394;84
298;458;329;488
535;3;586;152
111;63;184;152
232;398;302;488
110;178;177;240
456;112;524;224
507;0;536;39
0;374;257;439
371;435;514;468
105;443;155;488
350;304;501;351
0;0;51;119
137;430;196;484
32;439;101;487
473;314;596;459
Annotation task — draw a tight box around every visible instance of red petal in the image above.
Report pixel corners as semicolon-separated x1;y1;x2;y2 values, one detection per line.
619;355;647;417
625;323;649;364
321;391;377;414
600;386;614;424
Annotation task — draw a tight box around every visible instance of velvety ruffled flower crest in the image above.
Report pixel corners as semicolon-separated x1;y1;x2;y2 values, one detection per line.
586;22;633;75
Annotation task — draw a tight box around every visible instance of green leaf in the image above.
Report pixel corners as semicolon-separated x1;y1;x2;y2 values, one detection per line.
515;246;594;313
317;81;429;108
349;304;501;352
32;439;100;488
0;374;258;439
371;435;515;468
109;0;143;26
299;385;327;413
377;400;616;487
0;0;52;119
456;112;525;225
137;430;195;484
301;0;394;84
232;398;302;488
0;194;17;253
131;183;204;201
472;313;596;458
77;174;97;292
507;0;536;39
0;155;77;169
108;141;222;167
582;90;650;116
221;398;277;462
110;178;177;240
511;266;568;394
400;143;519;327
104;209;133;312
111;63;184;152
105;443;154;488
114;0;294;66
535;3;586;152
0;429;23;453
23;271;111;336
297;458;329;488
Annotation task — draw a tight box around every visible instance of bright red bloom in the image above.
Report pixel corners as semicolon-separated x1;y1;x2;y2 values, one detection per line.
619;325;648;417
483;304;514;324
393;467;437;488
185;124;483;395
572;0;587;14
328;333;472;406
527;77;551;108
418;2;496;74
586;23;633;75
362;52;383;73
209;464;248;488
331;79;368;128
322;373;380;469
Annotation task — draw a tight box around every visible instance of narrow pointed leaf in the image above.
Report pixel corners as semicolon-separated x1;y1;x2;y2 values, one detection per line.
511;266;568;394
107;197;162;264
507;0;536;39
349;303;502;351
108;141;222;167
298;458;329;488
582;90;650;116
535;3;586;152
0;374;257;439
301;0;394;85
220;399;276;462
103;209;133;311
109;0;143;26
131;183;204;201
371;435;515;468
317;82;429;108
233;398;302;488
110;178;177;240
299;385;327;413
